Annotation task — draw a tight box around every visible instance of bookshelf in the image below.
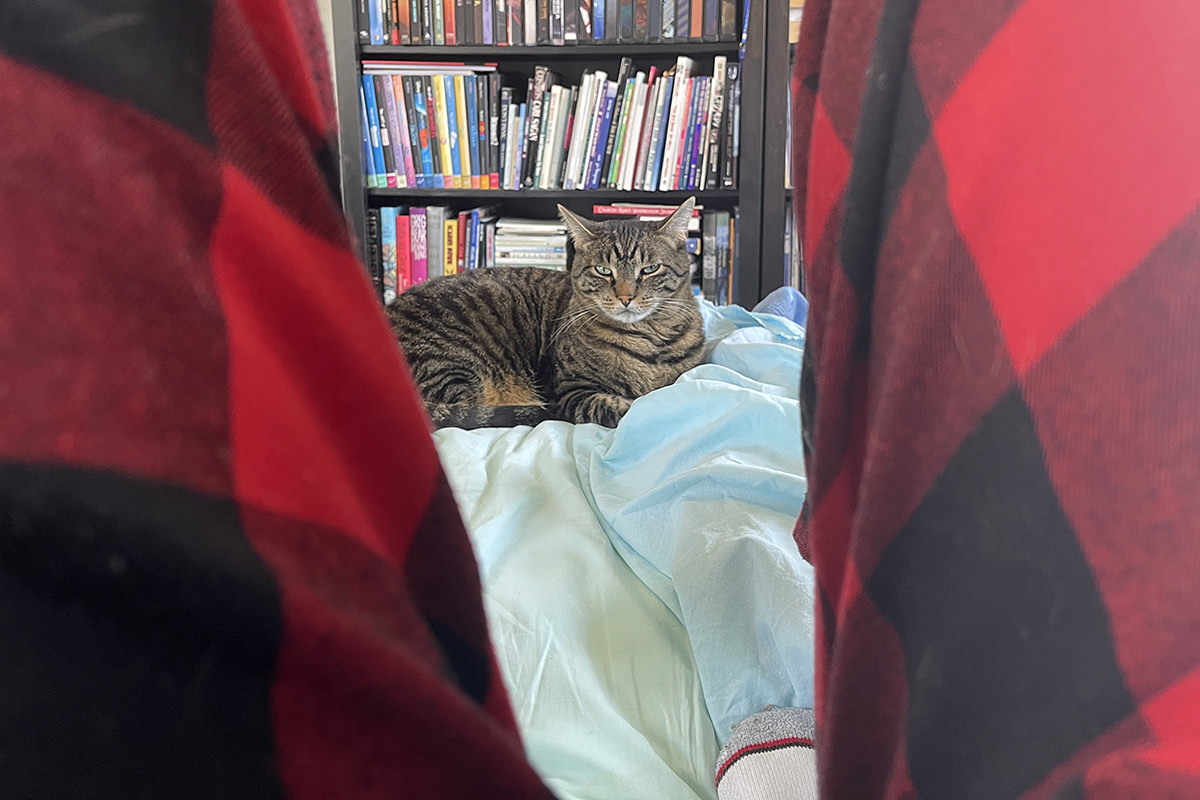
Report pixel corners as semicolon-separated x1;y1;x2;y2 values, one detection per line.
330;0;783;308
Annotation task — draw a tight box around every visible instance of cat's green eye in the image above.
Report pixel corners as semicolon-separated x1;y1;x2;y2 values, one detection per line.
594;265;613;276
641;264;662;275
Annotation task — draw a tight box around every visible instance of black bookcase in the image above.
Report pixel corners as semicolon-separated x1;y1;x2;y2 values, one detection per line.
330;0;785;308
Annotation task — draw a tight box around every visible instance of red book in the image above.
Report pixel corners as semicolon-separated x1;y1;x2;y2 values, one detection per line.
395;212;413;292
456;210;469;272
591;203;700;216
444;0;457;42
410;207;428;283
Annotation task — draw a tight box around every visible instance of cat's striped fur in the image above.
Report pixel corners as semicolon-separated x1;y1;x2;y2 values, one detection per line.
387;198;705;429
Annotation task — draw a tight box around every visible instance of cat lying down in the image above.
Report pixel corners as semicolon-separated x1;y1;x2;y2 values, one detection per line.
388;198;704;429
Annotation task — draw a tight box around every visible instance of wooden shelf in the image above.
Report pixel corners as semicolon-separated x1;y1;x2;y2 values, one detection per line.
361;42;740;59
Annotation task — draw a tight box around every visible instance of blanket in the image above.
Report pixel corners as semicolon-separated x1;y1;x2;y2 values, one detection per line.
434;303;813;800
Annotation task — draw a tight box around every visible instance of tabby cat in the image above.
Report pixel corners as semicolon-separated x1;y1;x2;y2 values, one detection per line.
387;197;705;429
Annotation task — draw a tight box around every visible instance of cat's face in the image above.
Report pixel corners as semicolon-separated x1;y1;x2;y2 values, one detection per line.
559;198;696;325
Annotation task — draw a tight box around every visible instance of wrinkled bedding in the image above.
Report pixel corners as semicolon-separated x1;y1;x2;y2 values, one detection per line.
434;303;813;800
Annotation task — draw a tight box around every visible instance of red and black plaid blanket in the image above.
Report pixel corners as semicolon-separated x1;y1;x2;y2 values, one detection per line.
0;1;551;796
792;0;1200;797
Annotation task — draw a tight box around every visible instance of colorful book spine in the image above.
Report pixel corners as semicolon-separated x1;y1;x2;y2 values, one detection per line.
443;217;459;276
408;77;434;189
593;0;605;38
487;74;500;188
396;211;413;292
444;0;457;43
362;77;387;188
687;77;710;190
702;55;727;189
453;74;473;188
359;85;377;189
381;206;398;303
433;75;458;188
409;0;424;43
585;81;618;189
648;73;674;189
369;0;384;43
420;76;444;189
661;0;674;38
606;75;637;187
674;0;688;42
498;87;512;187
390;77;417;188
380;76;407;188
394;0;409;43
372;76;398;188
463;74;482;189
410;207;428;284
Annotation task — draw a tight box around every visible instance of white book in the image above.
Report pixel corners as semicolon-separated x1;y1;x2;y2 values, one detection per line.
548;87;572;189
699;55;727;190
563;73;594;190
504;110;520;189
539;86;563;189
642;72;672;190
632;79;660;191
426;206;445;277
569;71;605;189
620;80;649;191
525;0;537;44
658;56;694;191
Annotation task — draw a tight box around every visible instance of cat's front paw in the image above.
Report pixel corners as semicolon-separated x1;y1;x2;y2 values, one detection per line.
571;394;632;427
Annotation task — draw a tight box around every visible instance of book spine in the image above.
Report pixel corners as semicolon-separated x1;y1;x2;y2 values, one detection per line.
606;75;636;187
550;0;564;43
687;77;710;190
397;77;422;188
383;76;413;188
701;210;716;300
406;77;428;188
487;74;500;187
456;0;470;44
564;0;578;42
366;208;383;295
605;0;617;40
593;0;605;38
555;85;577;187
717;0;735;40
493;0;508;44
645;73;672;190
372;76;398;188
409;0;424;43
421;76;445;188
391;0;405;43
362;76;387;188
661;0;674;38
359;85;378;189
358;0;372;42
646;0;660;41
675;77;698;190
579;0;593;38
702;55;727;189
498;87;512;186
370;0;384;44
631;75;659;190
562;72;592;190
443;0;457;42
473;0;485;45
674;0;688;43
535;85;559;189
524;0;537;43
702;0;717;40
585;81;618;189
410;208;428;284
522;67;548;187
381;207;398;303
396;211;412;293
431;0;445;43
617;0;632;40
481;0;493;42
466;209;479;272
420;0;434;41
535;0;550;42
633;0;648;41
382;0;392;43
657;59;691;190
510;0;524;45
456;211;468;272
726;62;740;188
510;103;526;188
689;0;701;39
475;74;490;189
443;217;459;276
426;206;444;278
431;75;456;189
716;210;731;303
599;57;632;185
462;74;481;188
620;77;649;190
452;74;472;188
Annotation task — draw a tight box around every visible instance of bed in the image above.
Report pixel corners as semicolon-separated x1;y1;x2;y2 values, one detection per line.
433;301;814;800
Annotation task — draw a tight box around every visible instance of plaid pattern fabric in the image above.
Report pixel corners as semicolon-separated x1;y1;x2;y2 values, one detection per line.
792;0;1200;797
0;1;550;797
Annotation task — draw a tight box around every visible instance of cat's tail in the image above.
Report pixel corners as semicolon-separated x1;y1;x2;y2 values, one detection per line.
427;403;556;430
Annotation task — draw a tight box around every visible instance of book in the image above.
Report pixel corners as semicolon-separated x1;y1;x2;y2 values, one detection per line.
676;76;699;190
392;0;407;43
456;209;468;271
379;75;406;188
400;77;426;188
381;206;398;303
473;0;485;45
410;207;428;284
457;0;470;43
715;209;731;303
702;0;717;41
658;57;694;190
426;205;445;278
606;73;638;188
524;0;537;43
431;76;456;188
724;62;740;189
579;0;593;38
718;0;735;40
409;0;423;43
369;0;384;44
493;0;508;44
661;0;674;38
396;210;413;292
482;0;494;42
644;72;673;190
361;77;387;188
410;76;437;188
359;85;377;189
633;0;648;41
451;75;471;186
444;0;457;42
366;208;382;295
701;210;716;300
702;55;727;189
620;74;650;190
554;85;576;187
536;84;563;189
550;0;565;44
618;0;633;40
391;76;419;188
382;0;391;43
358;0;372;43
443;217;459;276
522;66;550;187
674;0;688;42
689;0;702;39
421;0;435;42
585;80;618;189
510;0;524;45
498;87;512;187
536;0;550;43
431;0;445;43
564;0;579;42
647;0;660;41
631;74;660;190
563;71;596;189
594;0;605;38
599;57;633;186
487;74;500;187
463;74;482;188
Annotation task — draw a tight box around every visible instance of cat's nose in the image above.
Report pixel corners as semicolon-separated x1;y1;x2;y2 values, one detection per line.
618;296;635;307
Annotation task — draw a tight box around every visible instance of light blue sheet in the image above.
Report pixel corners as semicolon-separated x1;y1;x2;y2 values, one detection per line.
434;302;813;800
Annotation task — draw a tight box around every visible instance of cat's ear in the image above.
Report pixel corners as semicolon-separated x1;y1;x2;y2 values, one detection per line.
656;196;696;246
558;204;600;243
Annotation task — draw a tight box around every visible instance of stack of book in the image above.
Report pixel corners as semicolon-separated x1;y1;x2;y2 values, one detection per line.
493;218;569;268
361;56;739;192
359;0;740;46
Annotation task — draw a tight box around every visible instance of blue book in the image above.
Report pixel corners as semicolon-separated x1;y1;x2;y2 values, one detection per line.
513;103;527;189
594;0;605;38
649;74;674;189
410;77;437;189
463;74;482;186
686;77;709;190
359;86;376;188
369;0;384;44
677;79;698;191
467;208;480;271
443;75;463;186
585;83;618;189
362;76;386;188
380;207;398;303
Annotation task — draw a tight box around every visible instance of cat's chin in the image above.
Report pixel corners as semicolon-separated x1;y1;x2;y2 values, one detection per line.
605;307;654;324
